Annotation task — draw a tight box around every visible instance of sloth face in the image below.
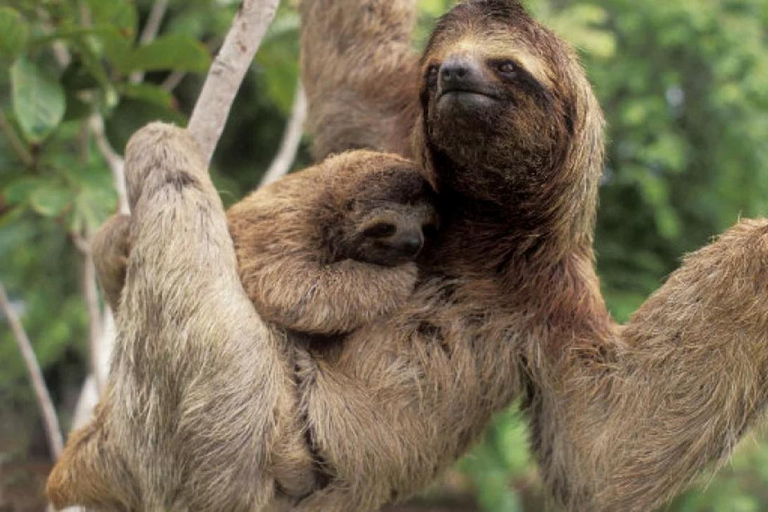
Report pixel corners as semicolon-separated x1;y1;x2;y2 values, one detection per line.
418;0;576;200
320;152;439;266
345;197;438;266
343;165;438;266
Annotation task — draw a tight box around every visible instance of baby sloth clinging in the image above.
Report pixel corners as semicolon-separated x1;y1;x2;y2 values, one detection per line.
227;150;438;335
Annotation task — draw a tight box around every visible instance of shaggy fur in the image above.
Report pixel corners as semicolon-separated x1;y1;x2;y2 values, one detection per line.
47;125;315;511
299;0;421;159
48;1;768;511
227;150;437;334
297;1;768;510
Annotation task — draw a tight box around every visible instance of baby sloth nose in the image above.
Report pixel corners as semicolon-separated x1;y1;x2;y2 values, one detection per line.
440;56;484;92
391;229;424;258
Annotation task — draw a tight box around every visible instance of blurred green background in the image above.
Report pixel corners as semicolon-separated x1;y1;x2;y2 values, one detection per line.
2;0;768;510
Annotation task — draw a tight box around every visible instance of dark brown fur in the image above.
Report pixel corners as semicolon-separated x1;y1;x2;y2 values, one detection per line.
298;1;768;510
48;1;768;511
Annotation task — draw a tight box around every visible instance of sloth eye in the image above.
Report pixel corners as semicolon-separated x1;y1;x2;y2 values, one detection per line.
496;61;517;75
363;222;397;239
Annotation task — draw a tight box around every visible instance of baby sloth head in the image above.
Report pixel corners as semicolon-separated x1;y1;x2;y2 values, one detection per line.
320;151;439;267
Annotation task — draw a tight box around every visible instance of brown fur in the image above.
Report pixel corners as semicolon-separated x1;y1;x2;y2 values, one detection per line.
296;1;768;510
48;1;768;511
299;0;421;159
227;150;437;334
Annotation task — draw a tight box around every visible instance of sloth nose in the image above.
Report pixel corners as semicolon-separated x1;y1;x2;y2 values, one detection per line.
392;230;424;258
440;57;483;91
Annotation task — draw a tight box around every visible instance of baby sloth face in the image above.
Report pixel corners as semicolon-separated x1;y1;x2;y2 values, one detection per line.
327;157;439;267
347;195;438;266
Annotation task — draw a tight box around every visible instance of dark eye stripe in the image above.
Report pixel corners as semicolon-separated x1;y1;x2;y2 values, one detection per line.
426;65;440;88
488;58;552;106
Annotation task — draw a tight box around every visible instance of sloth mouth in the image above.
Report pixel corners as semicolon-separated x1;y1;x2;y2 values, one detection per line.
437;89;500;115
439;89;500;101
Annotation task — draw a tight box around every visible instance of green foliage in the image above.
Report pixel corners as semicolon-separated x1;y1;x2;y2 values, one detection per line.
11;58;66;143
1;0;768;510
124;35;210;74
0;7;29;61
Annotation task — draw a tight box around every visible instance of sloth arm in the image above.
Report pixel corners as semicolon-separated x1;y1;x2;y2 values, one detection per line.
528;219;768;512
91;213;131;313
48;123;304;510
299;0;421;159
228;176;418;335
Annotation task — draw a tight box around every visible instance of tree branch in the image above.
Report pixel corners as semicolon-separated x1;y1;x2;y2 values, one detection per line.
260;83;306;187
139;0;169;45
0;282;64;459
130;0;170;84
161;70;187;92
89;114;129;215
73;233;105;395
188;0;281;165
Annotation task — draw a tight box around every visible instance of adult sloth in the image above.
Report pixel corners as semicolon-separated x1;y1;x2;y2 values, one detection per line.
48;1;768;511
299;1;768;511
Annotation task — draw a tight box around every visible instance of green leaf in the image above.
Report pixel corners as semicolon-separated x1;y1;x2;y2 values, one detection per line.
4;178;42;205
29;185;71;218
125;35;210;74
99;26;134;73
0;7;29;60
11;58;66;143
81;0;137;72
84;0;137;41
257;31;299;112
118;83;174;108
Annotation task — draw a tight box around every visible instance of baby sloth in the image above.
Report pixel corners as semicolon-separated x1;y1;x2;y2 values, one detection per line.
227;150;438;334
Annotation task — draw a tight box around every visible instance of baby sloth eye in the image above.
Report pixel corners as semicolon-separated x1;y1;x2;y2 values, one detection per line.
363;222;397;239
496;61;517;75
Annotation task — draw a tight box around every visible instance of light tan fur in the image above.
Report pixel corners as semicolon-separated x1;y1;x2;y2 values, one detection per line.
227;150;437;334
47;124;314;511
48;1;768;511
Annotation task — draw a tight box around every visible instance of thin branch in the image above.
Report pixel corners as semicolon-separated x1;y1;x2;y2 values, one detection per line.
188;0;281;165
260;83;306;187
130;0;170;84
0;282;64;459
73;233;105;395
139;0;169;45
161;70;187;92
69;309;116;433
0;109;34;168
70;375;99;431
89;114;130;215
